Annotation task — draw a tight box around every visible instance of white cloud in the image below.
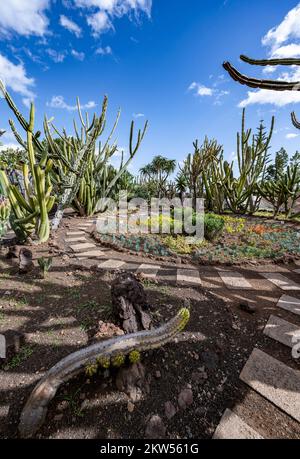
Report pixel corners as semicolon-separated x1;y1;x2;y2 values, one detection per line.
0;54;35;105
95;45;113;55
47;95;96;111
189;82;230;104
0;0;49;37
74;0;152;36
189;82;213;96
47;49;67;63
262;3;300;49
286;133;299;139
272;43;300;58
71;49;85;60
133;113;145;118
239;89;300;108
60;15;82;37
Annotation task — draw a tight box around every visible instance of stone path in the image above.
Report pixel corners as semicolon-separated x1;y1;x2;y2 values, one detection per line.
63;217;300;439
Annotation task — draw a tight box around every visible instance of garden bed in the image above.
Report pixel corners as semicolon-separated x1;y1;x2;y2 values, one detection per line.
94;215;300;266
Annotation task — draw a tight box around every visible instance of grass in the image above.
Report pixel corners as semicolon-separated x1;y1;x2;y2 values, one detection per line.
4;345;34;371
59;384;86;418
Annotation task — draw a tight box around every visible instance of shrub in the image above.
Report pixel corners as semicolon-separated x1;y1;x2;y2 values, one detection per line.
204;214;225;241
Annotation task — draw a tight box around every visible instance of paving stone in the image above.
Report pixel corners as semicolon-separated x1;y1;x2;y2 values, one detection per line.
213;409;263;439
98;259;126;270
177;269;202;285
66;237;87;243
294;269;300;274
260;273;300;291
264;315;300;348
66;231;85;237
136;264;161;279
77;250;106;258
70;242;96;252
240;348;300;422
217;270;252;289
277;295;300;316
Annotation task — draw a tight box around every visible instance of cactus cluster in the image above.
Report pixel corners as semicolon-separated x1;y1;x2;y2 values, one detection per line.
0;195;10;238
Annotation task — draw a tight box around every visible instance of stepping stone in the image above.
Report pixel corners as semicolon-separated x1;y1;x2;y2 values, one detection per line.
217;270;252;289
136;264;161;280
70;242;96;253
264;315;300;349
77;250;105;258
66;231;85;237
177;269;202;285
213;409;263;440
66;237;87;243
277;295;300;317
260;273;300;291
98;259;126;270
240;348;300;422
294;269;300;274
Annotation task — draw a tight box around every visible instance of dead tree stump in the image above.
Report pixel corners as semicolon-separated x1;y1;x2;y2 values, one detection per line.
111;272;152;334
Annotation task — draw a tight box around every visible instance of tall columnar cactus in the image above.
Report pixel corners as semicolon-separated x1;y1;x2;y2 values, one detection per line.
0;196;10;238
223;55;300;127
257;164;300;218
0;104;55;243
219;110;274;214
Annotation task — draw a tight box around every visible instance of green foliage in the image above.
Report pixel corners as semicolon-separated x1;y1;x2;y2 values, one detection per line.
0;196;10;238
222;216;245;234
203;213;225;241
37;256;53;278
140;155;177;199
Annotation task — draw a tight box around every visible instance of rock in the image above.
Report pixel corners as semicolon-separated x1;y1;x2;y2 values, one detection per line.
127;401;135;413
191;368;208;385
111;272;151;334
145;415;166;439
155;370;161;379
116;363;148;401
94;321;124;342
178;388;193;410
0;330;25;361
54;414;63;422
239;301;257;314
57;401;68;411
164;401;177;420
19;248;34;274
6;245;20;259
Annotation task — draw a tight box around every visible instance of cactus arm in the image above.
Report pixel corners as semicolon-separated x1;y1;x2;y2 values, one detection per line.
18;308;190;438
223;61;300;91
240;55;300;67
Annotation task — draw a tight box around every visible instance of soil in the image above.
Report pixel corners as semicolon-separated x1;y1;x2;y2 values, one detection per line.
0;216;300;439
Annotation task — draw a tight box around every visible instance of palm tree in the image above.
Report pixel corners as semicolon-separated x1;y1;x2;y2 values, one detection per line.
140;155;177;198
175;173;187;205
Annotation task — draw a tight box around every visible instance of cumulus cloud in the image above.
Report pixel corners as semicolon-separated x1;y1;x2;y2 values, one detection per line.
0;53;35;105
262;3;300;49
47;95;96;111
0;0;50;37
60;15;82;37
239;89;300;108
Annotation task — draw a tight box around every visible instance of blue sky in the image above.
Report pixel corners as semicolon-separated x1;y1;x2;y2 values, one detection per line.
1;0;300;174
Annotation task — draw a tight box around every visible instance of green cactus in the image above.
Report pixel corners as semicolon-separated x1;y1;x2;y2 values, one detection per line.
0;104;55;243
37;256;53;278
0;196;10;238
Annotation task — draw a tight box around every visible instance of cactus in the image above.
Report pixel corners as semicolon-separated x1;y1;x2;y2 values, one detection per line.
257;164;300;218
223;55;300;128
0;196;10;238
0;104;55;243
219;110;274;214
37;256;53;278
18;308;190;438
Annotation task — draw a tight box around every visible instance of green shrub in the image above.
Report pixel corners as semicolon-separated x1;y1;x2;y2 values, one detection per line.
204;213;225;241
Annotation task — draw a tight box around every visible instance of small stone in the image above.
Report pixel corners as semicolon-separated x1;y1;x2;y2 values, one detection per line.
155;370;161;379
239;302;257;314
145;415;166;439
54;414;63;422
178;388;193;410
127;401;135;413
164;401;176;420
